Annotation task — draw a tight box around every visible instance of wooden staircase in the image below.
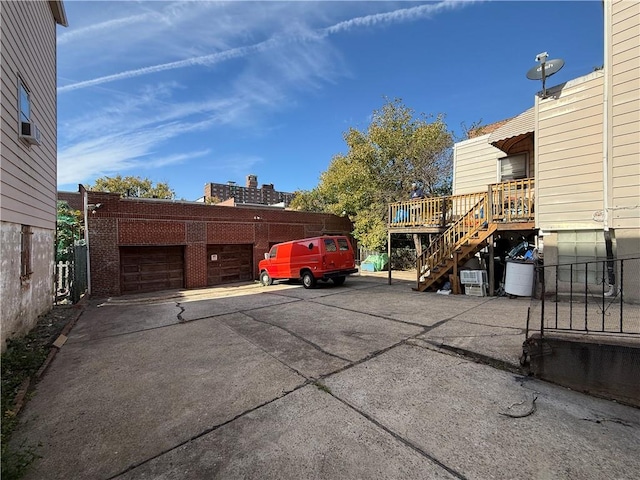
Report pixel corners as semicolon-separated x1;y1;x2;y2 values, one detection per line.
415;194;497;292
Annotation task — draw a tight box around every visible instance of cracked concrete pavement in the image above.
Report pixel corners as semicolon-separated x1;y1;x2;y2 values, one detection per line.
13;273;640;479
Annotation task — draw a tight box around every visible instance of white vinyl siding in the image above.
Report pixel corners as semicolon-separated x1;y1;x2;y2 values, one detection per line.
535;72;605;231
0;0;58;230
609;0;640;229
453;135;501;195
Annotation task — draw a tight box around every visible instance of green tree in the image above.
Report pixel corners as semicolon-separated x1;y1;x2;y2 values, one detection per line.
289;189;327;213
291;98;453;251
56;201;83;262
90;175;175;199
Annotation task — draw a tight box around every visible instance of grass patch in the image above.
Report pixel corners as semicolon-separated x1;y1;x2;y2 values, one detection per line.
1;305;78;480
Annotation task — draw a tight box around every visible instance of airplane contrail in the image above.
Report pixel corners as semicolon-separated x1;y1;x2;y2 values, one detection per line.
58;0;480;94
57;13;155;45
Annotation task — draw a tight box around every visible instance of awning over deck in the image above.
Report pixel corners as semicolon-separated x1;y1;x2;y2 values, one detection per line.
488;107;535;153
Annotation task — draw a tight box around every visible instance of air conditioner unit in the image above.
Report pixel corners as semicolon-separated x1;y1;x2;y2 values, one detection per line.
460;270;487;285
465;284;487;297
20;121;41;146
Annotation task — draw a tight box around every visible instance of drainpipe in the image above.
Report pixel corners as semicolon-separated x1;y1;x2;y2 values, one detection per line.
602;1;615;297
82;185;91;296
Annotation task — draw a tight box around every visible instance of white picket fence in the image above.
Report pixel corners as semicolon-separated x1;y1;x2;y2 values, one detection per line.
56;261;71;293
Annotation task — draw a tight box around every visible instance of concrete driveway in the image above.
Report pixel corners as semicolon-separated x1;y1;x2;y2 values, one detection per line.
14;274;640;479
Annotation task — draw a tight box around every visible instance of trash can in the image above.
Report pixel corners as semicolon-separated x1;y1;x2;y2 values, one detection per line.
504;260;534;296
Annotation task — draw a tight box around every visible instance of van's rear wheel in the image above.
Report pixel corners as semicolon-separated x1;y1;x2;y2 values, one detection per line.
260;271;273;286
333;276;346;286
301;271;316;289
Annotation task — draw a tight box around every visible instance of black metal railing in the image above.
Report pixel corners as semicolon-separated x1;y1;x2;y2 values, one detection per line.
537;257;640;336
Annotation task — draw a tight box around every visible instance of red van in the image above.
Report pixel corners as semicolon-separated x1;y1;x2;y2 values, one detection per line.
258;235;358;288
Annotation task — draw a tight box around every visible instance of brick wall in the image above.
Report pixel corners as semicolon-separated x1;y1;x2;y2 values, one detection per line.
57;191;83;211
85;191;353;297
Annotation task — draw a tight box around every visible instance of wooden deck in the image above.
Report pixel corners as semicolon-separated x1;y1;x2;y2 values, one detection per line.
387;179;537;292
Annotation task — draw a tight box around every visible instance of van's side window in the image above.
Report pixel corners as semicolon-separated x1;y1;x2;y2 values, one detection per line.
324;239;337;252
269;246;278;258
338;238;350;251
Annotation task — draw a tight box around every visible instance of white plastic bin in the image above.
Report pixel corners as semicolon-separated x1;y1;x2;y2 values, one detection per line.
504;261;534;297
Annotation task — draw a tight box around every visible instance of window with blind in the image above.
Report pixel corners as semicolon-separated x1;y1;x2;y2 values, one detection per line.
499;154;527;181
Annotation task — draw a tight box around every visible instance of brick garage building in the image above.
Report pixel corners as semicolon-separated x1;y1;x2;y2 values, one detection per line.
74;187;353;297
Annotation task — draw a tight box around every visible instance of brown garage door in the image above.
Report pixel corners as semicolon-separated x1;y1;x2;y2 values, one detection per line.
207;244;253;286
120;246;184;294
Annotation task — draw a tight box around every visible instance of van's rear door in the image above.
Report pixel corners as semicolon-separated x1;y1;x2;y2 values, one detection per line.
322;238;339;270
323;237;353;271
336;237;355;269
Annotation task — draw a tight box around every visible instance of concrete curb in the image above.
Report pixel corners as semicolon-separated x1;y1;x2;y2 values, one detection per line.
35;297;88;380
9;296;88;416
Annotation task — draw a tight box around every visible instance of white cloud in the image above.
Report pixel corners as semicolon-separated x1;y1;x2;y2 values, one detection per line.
58;0;478;94
147;149;211;168
56;1;481;188
206;154;264;177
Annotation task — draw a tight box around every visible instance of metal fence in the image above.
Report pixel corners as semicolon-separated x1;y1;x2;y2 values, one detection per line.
536;257;640;336
55;244;88;304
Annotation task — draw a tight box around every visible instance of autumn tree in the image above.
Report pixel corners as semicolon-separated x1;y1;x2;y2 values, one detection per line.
290;98;453;251
90;175;175;199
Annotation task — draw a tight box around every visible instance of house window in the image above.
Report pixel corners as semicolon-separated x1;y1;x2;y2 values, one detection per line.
21;225;32;278
19;79;31;123
499;154;527;181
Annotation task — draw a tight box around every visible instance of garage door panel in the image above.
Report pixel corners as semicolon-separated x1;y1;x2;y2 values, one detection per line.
120;246;185;294
207;244;253;286
137;263;183;274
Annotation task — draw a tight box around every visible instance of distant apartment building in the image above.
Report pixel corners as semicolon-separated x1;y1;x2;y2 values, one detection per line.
204;175;295;206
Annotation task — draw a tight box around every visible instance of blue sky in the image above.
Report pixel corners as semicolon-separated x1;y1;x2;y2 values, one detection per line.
56;1;604;201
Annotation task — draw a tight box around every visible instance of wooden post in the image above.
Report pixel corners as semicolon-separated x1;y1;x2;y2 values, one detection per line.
487;185;493;224
453;251;459;295
488;234;495;296
412;234;422;257
388;230;392;285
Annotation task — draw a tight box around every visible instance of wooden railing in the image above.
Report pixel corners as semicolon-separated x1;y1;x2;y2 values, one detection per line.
489;178;535;223
389;197;446;228
388;179;535;229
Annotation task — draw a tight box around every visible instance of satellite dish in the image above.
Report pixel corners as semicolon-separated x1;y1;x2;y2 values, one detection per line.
526;53;565;98
526;58;565;80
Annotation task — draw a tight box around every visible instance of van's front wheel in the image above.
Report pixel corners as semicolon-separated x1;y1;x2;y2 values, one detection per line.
260;271;273;286
301;271;316;289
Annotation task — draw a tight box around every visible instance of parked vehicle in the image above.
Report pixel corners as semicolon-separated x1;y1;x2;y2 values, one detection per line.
259;235;358;288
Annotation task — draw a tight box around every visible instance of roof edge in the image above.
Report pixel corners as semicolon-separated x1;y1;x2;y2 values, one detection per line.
49;1;68;27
